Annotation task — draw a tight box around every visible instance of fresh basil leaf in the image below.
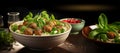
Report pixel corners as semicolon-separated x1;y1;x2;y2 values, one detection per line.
50;14;55;20
98;13;108;29
51;27;57;34
61;29;65;33
20;26;27;33
114;36;120;43
11;24;18;32
24;12;33;21
41;11;49;20
89;29;100;39
99;34;108;42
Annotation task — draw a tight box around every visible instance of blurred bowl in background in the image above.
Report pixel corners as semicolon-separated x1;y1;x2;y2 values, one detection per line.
60;18;85;34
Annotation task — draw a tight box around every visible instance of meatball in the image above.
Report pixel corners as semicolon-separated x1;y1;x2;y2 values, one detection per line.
107;32;116;39
43;25;52;32
29;22;37;29
18;25;23;30
47;20;57;27
23;21;28;25
56;25;63;29
34;29;42;35
24;28;33;35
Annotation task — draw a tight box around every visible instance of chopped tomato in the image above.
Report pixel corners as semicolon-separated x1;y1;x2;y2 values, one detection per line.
61;18;81;24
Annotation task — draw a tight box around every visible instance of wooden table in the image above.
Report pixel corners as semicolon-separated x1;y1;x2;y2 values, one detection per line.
0;32;120;53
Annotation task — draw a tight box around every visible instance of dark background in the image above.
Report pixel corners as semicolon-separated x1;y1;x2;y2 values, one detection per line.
0;0;120;28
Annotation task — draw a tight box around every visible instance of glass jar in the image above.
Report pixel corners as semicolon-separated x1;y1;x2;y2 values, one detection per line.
7;12;20;26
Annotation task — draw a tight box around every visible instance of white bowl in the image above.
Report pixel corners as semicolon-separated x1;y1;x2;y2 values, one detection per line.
9;21;72;50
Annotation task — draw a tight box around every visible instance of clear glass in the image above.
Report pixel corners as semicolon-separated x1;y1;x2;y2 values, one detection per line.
7;12;20;26
0;15;4;27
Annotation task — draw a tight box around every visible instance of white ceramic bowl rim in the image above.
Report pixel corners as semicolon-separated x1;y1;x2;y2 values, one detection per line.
9;21;72;38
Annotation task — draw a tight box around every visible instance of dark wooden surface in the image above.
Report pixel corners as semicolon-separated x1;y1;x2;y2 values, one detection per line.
1;31;120;53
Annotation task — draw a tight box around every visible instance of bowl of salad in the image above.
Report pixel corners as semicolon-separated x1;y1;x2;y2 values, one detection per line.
9;11;72;50
82;13;120;45
60;18;85;34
